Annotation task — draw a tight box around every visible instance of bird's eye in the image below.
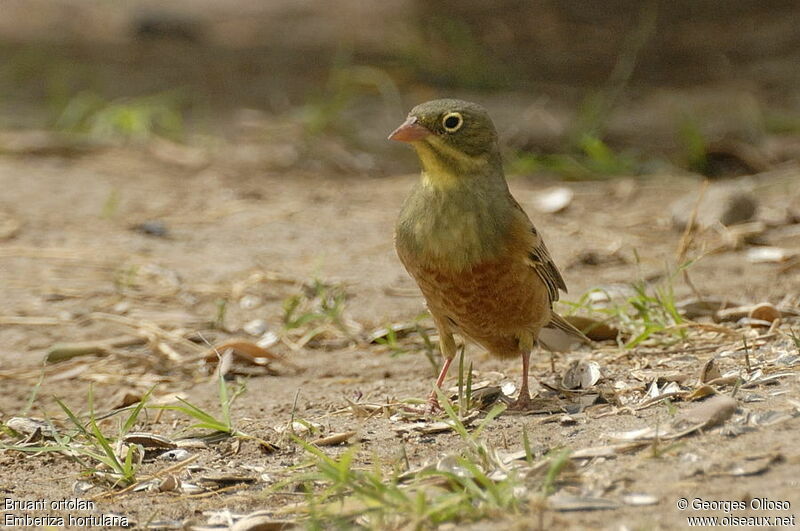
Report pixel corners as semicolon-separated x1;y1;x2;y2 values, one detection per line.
442;112;463;133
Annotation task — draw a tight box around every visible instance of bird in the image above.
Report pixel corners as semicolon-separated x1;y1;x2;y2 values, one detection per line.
388;98;587;410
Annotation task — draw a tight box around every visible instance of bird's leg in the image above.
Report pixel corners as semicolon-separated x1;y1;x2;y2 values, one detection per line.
509;349;533;410
510;331;536;410
427;357;453;410
427;327;457;411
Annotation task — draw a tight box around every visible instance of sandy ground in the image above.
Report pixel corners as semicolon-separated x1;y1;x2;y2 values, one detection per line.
1;145;799;529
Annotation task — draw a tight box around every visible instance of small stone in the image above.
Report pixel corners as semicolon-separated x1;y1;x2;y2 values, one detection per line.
112;301;131;314
239;295;263;309
671;183;757;230
132;220;169;238
533;187;573;214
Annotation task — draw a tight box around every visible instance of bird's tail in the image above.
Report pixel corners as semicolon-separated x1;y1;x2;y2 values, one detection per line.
538;312;592;351
548;312;591;343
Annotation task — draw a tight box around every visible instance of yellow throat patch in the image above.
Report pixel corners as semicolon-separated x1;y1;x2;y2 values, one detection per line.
413;136;489;190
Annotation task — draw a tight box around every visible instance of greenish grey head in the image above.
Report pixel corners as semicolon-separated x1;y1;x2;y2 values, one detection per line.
390;99;498;156
389;99;500;178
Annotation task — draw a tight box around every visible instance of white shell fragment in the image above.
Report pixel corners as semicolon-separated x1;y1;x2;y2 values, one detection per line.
6;417;57;438
562;360;602;389
501;381;517;397
699;358;721;383
273;420;323;436
256;331;279;349
548;493;620;511
243;319;269;337
312;431;356;446
622;493;660;506
746;247;793;263
159;449;192;461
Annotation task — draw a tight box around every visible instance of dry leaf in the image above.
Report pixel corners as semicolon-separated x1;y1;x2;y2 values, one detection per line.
748;303;780;323
203;340;299;370
687;385;716;401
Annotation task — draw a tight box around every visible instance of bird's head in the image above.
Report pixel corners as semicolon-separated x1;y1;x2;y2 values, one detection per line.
389;99;501;187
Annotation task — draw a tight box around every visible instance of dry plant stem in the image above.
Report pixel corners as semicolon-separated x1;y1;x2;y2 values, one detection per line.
676;179;709;264
84;312;203;359
92;454;201;500
181;484;249;499
635;391;686;411
778;256;800;274
46;336;146;362
0;246;113;264
663;322;740;337
0;316;64;326
683;268;705;304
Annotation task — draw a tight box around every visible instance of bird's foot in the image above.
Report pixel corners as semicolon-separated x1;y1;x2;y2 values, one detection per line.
426;393;443;415
398;394;443;417
507;392;533;411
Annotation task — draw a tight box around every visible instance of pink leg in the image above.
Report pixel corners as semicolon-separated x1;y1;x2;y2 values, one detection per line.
427;356;454;411
509;350;533;410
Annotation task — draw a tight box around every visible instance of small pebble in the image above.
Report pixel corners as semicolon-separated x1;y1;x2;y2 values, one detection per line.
132;220;169;238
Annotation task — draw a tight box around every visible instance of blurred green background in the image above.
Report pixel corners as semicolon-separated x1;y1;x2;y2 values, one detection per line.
2;0;799;178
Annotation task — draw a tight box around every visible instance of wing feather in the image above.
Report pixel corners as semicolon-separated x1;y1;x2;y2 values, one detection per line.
509;194;567;304
527;230;567;303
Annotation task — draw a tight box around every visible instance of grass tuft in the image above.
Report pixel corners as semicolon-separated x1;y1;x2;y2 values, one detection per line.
54;90;186;142
152;372;245;436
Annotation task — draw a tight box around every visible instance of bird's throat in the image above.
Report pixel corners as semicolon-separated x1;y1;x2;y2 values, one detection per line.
413;137;488;190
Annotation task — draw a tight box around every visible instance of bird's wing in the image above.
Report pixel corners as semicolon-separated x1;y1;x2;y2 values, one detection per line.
509;195;567;304
527;228;567;303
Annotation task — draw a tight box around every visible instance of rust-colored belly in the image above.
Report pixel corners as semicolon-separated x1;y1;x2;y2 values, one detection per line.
409;258;551;358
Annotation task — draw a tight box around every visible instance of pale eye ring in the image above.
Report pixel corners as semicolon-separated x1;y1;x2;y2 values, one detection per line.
442;112;464;132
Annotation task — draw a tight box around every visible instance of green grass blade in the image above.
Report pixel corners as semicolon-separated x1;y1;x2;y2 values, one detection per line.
121;385;155;435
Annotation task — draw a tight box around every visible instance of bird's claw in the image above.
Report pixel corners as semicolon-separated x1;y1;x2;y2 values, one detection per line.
427;394;443;415
507;393;533;411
